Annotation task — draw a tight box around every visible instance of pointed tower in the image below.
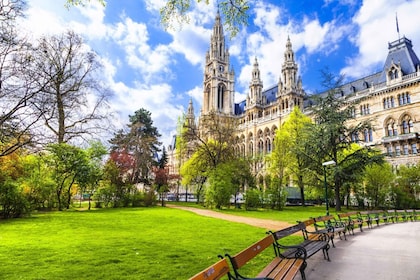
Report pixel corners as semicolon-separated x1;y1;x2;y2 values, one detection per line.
202;11;235;116
248;57;263;106
185;98;196;129
278;36;304;111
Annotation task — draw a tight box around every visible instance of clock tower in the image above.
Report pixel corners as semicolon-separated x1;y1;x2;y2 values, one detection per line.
202;11;235;116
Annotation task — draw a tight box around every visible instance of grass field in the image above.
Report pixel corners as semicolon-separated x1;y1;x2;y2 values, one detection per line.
0;204;332;279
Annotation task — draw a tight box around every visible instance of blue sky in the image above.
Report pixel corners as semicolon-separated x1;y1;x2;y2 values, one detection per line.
18;0;420;147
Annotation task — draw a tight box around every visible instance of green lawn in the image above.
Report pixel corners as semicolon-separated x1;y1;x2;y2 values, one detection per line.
0;206;328;279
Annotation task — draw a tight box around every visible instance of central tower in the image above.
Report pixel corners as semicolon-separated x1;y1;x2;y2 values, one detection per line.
201;11;235;116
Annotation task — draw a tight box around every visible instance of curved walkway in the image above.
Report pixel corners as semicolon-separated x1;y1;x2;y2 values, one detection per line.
298;222;420;280
169;205;420;280
167;204;291;230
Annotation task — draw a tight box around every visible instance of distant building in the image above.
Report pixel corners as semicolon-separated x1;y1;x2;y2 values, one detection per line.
168;12;420;184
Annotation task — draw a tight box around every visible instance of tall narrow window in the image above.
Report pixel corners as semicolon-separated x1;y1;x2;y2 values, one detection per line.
387;146;393;156
411;144;418;154
217;84;224;110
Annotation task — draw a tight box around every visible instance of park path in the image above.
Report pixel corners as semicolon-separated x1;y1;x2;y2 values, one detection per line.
166;204;291;231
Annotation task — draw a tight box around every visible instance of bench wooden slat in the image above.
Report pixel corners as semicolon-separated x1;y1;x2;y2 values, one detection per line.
256;257;304;280
226;230;306;280
189;258;230;280
229;234;274;269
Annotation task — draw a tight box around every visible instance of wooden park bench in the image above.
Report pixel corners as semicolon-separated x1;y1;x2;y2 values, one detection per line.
268;222;330;261
338;211;363;234
385;210;397;223
358;211;374;229
189;258;231;280
225;234;307;280
395;209;408;222
360;210;390;227
405;209;418;222
312;215;347;247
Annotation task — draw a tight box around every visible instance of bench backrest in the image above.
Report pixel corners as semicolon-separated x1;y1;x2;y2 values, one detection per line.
189;258;231;280
271;223;305;240
338;211;358;219
314;215;334;223
227;234;275;270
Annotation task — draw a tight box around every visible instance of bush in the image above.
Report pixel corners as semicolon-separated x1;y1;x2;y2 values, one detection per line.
0;182;30;219
244;189;262;210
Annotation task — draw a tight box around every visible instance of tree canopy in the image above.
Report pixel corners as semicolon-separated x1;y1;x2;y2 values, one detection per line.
65;0;249;37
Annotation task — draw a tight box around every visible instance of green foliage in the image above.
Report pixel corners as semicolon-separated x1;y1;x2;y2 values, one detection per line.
0;180;30;218
244;188;262;210
205;163;235;209
109;108;161;185
20;154;56;210
265;176;287;210
65;0;105;8
305;70;385;211
160;0;249;37
268;106;314;205
364;162;395;208
393;164;420;208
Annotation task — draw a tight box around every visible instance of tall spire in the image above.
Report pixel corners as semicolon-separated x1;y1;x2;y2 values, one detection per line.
248;57;263;105
186;98;196;129
282;36;298;90
210;10;226;61
396;12;400;39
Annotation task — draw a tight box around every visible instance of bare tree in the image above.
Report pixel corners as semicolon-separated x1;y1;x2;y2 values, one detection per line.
0;0;46;156
29;30;112;144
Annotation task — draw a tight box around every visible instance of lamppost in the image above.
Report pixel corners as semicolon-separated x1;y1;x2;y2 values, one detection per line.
322;160;336;215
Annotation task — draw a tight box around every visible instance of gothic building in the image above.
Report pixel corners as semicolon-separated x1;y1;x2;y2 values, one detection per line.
167;13;420;178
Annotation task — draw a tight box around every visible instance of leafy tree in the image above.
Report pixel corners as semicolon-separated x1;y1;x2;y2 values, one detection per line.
364;163;395;209
307;69;384;211
77;141;107;210
269;106;314;206
29;30;111;144
65;0;249;37
154;146;169;206
393;164;420;209
20;154;56;210
180;150;207;203
109;108;161;186
205;158;253;209
45;143;92;210
0;149;30;218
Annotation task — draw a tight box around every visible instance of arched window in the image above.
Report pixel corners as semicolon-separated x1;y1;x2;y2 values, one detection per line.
248;141;254;156
401;115;412;134
385;119;397;136
266;138;272;153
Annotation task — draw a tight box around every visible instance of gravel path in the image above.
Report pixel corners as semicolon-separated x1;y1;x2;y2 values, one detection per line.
167;204;291;231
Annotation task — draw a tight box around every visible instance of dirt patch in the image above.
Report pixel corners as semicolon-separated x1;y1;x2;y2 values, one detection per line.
167;204;291;231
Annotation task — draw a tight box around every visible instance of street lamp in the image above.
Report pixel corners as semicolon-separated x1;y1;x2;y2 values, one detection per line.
322;160;336;215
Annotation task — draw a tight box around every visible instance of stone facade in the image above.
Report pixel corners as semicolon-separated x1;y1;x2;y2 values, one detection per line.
167;14;420;179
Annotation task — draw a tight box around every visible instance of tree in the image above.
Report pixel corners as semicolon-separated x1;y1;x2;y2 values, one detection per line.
180;149;207;203
65;0;249;37
0;148;30;218
394;164;420;209
29;30;111;144
154;146;169;206
307;69;384;211
364;163;395;209
45;143;92;210
78;141;107;210
0;0;46;156
109;108;161;186
269;106;314;206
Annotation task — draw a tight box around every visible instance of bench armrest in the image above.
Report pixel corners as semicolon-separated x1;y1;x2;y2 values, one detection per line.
273;243;308;260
